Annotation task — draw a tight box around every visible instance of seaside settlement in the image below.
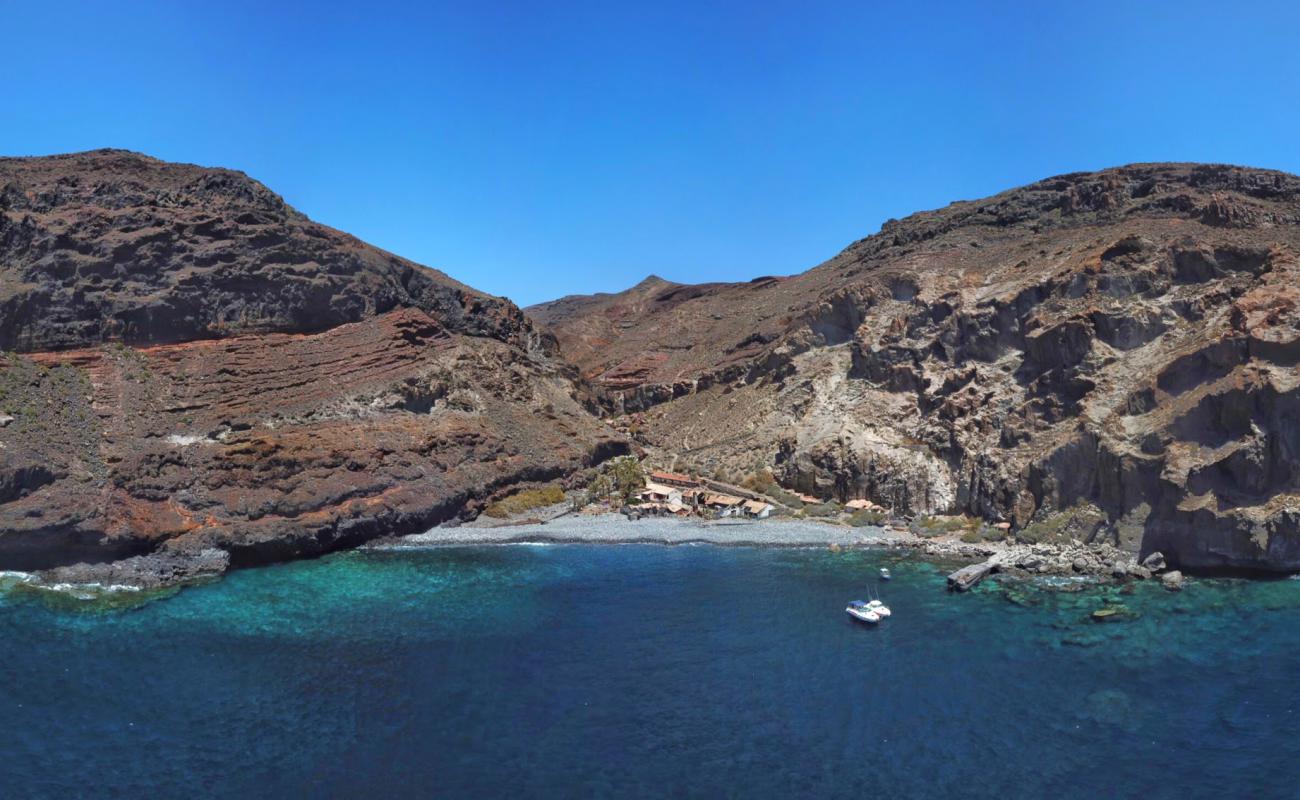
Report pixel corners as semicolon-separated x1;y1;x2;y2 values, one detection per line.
636;471;774;520
635;470;890;522
23;456;1185;595
469;458;1189;595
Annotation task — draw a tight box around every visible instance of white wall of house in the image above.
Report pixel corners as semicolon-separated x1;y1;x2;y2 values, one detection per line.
641;481;683;504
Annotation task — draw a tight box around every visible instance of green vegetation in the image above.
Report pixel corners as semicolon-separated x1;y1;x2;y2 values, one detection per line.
849;509;887;527
578;456;646;506
803;502;841;518
768;488;804;508
914;514;983;539
609;457;645;503
915;515;973;533
960;524;1009;544
905;512;1018;543
739;470;813;509
0;354;105;481
740;470;777;493
0;357;93;430
103;340;152;383
1016;503;1107;545
484;485;566;518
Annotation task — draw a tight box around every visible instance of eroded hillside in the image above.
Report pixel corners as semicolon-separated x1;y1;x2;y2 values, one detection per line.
0;150;626;572
529;164;1300;572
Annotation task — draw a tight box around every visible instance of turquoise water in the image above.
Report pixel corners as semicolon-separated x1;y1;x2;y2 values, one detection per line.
2;544;1299;798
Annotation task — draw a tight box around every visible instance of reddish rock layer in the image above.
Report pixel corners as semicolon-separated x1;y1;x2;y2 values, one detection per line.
0;151;626;573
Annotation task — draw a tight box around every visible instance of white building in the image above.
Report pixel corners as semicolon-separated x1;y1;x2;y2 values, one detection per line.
640;481;683;505
742;499;773;519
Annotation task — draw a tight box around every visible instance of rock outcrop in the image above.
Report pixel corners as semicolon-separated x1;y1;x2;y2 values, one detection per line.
0;150;627;577
529;163;1300;573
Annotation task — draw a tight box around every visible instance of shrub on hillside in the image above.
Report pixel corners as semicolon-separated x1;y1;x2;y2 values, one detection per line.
767;487;806;509
741;471;777;493
485;485;566;518
914;515;981;538
803;502;841;518
849;509;887;527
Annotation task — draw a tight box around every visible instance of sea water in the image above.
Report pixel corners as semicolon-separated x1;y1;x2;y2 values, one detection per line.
1;544;1298;798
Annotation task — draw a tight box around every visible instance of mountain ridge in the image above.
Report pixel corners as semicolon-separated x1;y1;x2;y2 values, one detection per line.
528;161;1300;573
6;151;1300;578
0;149;627;576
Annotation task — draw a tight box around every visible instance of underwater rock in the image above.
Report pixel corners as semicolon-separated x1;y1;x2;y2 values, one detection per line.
1091;605;1131;622
1084;689;1138;730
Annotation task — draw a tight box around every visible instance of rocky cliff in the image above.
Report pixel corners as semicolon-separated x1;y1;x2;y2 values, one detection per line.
0;150;627;575
529;163;1300;573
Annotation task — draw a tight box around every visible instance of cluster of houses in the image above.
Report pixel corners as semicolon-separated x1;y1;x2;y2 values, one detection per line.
637;471;774;519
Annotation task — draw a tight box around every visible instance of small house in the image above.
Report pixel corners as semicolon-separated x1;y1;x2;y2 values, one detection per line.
639;481;683;505
650;471;698;489
703;492;745;517
742;499;773;519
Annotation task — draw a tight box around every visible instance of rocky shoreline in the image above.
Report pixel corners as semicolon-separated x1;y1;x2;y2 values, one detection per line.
398;513;1192;588
27;548;231;592
7;514;1192;597
907;537;1184;591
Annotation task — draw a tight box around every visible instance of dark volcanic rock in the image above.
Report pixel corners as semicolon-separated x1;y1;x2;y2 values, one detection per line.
0;150;628;576
37;547;230;590
0;149;534;352
528;162;1300;574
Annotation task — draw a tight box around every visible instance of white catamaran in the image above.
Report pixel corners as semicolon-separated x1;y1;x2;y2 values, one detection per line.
846;600;881;624
846;589;892;625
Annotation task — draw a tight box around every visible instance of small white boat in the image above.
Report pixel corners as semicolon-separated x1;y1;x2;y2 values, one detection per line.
846;601;880;624
880;568;892;581
866;599;892;618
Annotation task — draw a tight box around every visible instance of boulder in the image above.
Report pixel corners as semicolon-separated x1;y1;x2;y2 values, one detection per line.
1141;551;1166;572
1019;555;1046;570
948;558;1000;591
1072;557;1089;572
1129;565;1152;580
1161;570;1185;591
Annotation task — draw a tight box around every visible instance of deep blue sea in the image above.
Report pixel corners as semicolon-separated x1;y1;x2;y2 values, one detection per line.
2;544;1299;799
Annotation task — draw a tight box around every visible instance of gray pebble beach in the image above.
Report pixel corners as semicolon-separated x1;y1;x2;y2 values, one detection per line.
386;513;904;549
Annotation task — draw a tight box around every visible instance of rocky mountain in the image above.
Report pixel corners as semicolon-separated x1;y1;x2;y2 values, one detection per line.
0;150;627;574
529;163;1300;573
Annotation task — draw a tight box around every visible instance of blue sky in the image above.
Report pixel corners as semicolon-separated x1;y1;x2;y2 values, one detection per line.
5;1;1299;306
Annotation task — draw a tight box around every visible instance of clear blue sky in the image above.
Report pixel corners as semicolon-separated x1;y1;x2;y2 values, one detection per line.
4;1;1299;306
